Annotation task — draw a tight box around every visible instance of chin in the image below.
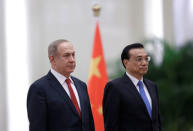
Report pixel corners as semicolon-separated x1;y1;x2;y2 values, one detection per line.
140;71;147;75
69;69;75;73
67;70;74;73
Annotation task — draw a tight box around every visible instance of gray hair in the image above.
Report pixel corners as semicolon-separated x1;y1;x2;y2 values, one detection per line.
48;39;69;57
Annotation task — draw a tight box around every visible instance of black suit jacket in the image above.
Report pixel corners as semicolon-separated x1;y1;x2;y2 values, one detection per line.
103;73;161;131
27;71;95;131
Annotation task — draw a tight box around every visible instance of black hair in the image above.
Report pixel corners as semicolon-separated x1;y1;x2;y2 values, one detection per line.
121;43;144;68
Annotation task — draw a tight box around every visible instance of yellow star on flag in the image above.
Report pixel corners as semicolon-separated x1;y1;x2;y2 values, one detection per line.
98;106;103;115
89;56;101;79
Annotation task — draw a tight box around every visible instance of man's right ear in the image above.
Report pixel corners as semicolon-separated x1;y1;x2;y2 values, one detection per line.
123;59;128;67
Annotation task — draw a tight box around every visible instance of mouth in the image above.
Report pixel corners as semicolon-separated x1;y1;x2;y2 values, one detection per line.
140;68;148;71
68;64;75;68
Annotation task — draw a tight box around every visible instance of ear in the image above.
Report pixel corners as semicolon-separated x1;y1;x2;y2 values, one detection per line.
123;59;128;67
49;55;54;63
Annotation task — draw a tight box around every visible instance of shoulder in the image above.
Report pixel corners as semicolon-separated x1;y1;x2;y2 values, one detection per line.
144;78;159;94
28;74;49;94
106;77;122;86
104;76;124;94
106;74;128;88
103;77;125;105
31;74;49;87
71;76;87;87
71;76;86;84
144;78;157;87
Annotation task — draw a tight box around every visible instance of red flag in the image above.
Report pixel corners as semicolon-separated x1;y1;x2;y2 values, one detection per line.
88;22;108;131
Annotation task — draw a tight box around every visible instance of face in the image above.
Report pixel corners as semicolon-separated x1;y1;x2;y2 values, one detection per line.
50;42;76;77
124;48;149;80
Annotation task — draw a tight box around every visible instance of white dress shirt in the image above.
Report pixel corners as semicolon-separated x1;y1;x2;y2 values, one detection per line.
126;72;152;108
51;68;81;110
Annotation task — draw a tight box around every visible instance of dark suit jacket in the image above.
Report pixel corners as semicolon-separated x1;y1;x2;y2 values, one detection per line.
27;71;95;131
103;73;161;131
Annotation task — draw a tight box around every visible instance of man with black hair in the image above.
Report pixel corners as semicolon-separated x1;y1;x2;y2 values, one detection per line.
103;43;161;131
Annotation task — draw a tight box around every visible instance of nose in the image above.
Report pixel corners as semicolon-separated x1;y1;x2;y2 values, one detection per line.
69;55;75;62
141;59;149;65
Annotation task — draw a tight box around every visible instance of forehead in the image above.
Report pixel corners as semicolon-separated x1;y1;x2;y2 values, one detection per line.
58;42;74;52
129;48;147;57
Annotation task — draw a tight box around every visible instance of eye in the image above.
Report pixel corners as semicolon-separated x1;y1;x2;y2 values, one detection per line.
63;54;68;57
72;52;75;57
136;57;142;62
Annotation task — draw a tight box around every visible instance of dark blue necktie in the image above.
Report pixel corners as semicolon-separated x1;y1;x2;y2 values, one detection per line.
138;80;152;119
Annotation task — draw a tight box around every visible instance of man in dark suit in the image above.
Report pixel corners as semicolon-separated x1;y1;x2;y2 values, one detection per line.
27;39;95;131
103;43;161;131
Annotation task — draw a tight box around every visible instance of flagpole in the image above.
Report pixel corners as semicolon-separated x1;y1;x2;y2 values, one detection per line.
92;3;101;17
92;3;101;23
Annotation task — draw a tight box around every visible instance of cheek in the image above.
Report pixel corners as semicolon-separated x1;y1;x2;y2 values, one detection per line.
60;58;68;64
127;63;138;71
134;66;140;71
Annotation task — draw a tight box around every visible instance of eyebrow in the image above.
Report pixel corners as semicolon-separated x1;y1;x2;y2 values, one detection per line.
64;51;75;54
136;55;149;58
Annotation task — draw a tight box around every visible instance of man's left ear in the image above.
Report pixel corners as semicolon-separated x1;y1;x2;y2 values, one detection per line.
49;55;54;63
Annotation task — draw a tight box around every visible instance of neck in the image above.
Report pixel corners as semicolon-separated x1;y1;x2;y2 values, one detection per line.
127;71;142;80
51;67;71;78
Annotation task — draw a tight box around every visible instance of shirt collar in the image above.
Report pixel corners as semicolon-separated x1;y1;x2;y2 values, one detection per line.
126;72;143;87
51;68;74;85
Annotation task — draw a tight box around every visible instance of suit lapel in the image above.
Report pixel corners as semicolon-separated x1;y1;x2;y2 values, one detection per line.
122;74;146;106
123;74;152;119
46;71;79;116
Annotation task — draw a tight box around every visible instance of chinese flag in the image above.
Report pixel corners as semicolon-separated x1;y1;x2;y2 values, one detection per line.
88;22;108;131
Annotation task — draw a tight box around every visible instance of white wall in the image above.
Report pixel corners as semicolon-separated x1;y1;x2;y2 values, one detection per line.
163;0;174;44
0;0;7;130
27;0;146;83
173;0;193;47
